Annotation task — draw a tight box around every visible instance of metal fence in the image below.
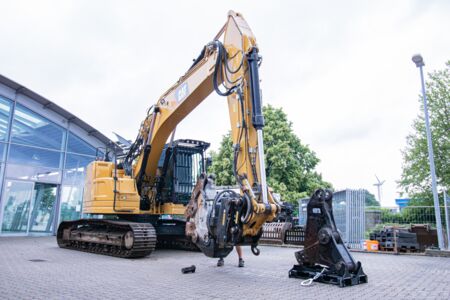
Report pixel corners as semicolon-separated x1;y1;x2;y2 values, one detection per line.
365;205;450;249
299;189;366;249
294;190;450;251
366;206;448;227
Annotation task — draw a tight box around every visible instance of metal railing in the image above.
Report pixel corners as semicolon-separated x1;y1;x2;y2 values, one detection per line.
365;205;450;249
366;206;449;228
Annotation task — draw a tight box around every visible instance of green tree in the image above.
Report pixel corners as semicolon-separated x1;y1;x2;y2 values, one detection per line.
399;61;449;205
209;133;234;186
209;105;331;204
364;190;380;207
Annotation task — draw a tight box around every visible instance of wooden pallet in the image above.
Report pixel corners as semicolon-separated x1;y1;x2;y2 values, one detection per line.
379;246;419;253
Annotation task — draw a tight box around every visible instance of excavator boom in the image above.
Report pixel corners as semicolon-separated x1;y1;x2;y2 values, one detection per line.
121;11;280;257
58;11;279;259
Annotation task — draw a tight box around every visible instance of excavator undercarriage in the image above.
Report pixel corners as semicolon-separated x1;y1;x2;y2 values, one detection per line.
57;219;157;258
57;139;207;258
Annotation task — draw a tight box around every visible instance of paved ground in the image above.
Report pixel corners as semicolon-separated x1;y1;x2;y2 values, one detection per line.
0;237;449;299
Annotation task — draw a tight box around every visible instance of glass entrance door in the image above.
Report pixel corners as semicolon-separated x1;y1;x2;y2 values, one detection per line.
1;181;34;233
29;183;57;233
1;180;58;235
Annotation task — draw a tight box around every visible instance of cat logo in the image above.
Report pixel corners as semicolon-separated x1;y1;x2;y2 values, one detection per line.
176;82;189;103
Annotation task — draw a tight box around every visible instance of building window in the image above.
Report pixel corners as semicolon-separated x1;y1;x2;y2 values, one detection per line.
28;183;58;233
1;180;57;234
0;96;12;142
5;164;62;183
1;180;32;233
67;132;97;156
0;86;111;234
0;142;6;162
64;153;96;186
59;183;84;222
11;103;65;151
8;144;62;169
59;153;96;222
65;153;96;170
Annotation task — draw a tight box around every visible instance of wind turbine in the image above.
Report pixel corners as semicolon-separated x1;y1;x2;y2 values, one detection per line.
373;175;385;204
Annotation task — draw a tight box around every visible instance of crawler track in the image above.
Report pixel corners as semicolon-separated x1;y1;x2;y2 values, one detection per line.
57;219;156;258
157;236;200;251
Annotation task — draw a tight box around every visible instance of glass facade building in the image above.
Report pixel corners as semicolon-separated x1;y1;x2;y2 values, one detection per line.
0;75;111;236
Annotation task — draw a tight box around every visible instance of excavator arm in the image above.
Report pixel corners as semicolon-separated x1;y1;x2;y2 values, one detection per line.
123;11;280;257
58;12;368;285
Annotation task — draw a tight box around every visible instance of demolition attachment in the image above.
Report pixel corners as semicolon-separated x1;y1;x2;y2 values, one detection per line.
289;189;368;287
185;174;263;258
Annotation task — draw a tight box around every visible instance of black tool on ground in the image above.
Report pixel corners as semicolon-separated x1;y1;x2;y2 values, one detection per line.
181;265;196;274
289;189;368;287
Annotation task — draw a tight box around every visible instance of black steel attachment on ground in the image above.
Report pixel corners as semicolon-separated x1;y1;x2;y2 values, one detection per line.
288;189;368;287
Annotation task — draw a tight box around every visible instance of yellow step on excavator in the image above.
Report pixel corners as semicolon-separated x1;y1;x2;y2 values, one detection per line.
57;11;367;287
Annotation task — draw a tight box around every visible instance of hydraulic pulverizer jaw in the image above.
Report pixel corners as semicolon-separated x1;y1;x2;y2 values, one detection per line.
289;189;368;287
185;174;273;258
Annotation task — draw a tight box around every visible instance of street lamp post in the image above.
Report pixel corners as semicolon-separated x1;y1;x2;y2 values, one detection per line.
412;54;444;250
444;190;450;250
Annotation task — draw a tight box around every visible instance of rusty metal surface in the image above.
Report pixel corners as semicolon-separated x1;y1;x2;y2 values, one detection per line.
260;223;306;246
185;175;235;258
184;175;206;243
410;224;439;251
260;223;287;245
260;222;300;245
284;226;305;246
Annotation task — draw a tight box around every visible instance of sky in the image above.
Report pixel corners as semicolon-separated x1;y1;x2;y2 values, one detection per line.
0;1;449;206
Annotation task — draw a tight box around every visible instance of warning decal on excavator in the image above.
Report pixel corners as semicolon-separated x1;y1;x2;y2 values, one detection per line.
176;82;189;103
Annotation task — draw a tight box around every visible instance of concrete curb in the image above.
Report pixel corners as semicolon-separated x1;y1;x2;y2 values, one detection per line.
425;249;450;257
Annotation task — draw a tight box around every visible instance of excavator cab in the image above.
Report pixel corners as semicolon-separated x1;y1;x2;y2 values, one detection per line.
156;139;210;205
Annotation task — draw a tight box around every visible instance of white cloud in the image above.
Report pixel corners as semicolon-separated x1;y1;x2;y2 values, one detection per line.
0;0;448;206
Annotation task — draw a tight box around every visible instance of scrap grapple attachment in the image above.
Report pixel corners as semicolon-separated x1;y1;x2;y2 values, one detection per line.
289;189;368;287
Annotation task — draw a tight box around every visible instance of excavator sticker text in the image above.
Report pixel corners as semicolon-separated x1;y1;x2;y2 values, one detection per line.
176;82;189;103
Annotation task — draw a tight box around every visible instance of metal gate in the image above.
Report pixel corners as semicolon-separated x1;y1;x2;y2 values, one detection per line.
299;189;366;249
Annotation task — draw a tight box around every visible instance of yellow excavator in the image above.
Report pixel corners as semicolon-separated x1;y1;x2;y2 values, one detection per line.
57;11;280;259
57;11;368;287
